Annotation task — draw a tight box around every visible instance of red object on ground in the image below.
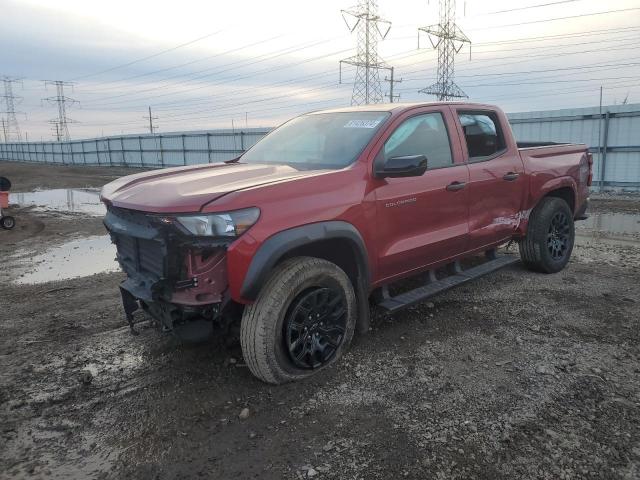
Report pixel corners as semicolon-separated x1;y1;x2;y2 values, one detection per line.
0;191;8;209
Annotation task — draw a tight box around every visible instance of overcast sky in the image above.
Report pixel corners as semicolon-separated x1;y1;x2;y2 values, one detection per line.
1;0;639;140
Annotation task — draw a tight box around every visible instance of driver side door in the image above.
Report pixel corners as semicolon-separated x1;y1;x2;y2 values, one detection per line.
372;108;470;282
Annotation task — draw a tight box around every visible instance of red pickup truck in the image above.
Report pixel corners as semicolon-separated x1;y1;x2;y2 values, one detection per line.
101;102;591;384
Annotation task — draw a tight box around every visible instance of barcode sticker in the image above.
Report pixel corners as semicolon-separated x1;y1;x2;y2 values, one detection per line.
344;119;382;128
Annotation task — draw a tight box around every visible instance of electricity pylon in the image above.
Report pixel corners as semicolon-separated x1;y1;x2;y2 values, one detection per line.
1;76;23;141
418;0;471;100
43;80;78;141
339;0;392;105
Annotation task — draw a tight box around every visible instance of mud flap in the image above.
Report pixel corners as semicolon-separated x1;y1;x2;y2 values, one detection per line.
355;275;370;335
119;286;140;335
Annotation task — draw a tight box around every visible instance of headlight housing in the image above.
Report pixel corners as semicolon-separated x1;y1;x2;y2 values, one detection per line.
175;207;260;237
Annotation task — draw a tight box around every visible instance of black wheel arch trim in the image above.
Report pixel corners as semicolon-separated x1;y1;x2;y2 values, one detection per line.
240;221;371;301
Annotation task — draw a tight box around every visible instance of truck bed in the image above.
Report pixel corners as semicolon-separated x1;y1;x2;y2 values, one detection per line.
517;141;573;149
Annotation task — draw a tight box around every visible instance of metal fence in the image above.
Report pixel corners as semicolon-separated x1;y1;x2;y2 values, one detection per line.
0;128;271;167
508;103;640;191
2;104;639;190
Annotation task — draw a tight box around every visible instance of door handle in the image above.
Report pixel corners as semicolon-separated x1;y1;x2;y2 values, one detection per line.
503;172;519;181
446;181;466;192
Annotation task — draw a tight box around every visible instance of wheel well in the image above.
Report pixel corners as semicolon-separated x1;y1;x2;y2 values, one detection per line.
279;238;362;288
545;187;575;213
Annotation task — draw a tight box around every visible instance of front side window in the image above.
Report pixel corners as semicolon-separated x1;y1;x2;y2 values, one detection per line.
457;111;506;160
240;111;389;170
383;112;453;170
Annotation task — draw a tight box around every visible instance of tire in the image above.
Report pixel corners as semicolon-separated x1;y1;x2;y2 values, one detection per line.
0;216;15;230
519;197;574;273
240;256;357;384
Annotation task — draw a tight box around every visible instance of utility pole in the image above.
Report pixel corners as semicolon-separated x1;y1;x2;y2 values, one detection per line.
598;86;604;192
1;119;7;143
1;76;23;141
43;80;78;141
339;0;392;105
418;0;471;100
144;106;158;134
384;66;402;103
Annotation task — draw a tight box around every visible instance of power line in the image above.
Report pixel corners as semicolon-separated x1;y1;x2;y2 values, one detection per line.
46;40;640;133
70;29;225;81
73;26;640;112
79;34;286;93
340;0;392;105
418;0;470;100
77;46;421;116
470;0;584;16
470;25;640;47
452;40;640;75
83;45;356;109
75;44;640;130
83;37;348;105
466;6;640;31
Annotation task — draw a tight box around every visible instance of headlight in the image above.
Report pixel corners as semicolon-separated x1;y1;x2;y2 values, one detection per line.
175;207;260;237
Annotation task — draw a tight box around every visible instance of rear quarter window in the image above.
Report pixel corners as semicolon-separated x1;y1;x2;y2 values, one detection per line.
457;111;506;161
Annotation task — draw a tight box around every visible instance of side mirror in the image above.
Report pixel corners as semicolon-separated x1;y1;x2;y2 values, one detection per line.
375;154;427;178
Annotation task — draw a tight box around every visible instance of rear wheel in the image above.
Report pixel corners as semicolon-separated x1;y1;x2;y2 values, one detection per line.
240;257;356;384
519;197;574;273
0;216;15;230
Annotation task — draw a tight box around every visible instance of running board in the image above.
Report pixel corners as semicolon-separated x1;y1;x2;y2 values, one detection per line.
377;254;519;313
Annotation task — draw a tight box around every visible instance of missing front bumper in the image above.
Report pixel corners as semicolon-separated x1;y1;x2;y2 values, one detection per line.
119;282;221;341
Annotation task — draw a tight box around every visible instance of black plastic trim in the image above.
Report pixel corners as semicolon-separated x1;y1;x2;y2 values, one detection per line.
574;198;590;220
240;221;370;300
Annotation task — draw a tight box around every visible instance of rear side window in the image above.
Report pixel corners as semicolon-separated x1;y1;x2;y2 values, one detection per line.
457;111;506;160
383;112;453;169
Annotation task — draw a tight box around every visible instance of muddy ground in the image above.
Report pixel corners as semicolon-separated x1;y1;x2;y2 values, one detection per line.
1;161;639;479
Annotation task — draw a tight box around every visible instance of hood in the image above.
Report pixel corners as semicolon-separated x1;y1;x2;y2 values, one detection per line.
100;162;322;213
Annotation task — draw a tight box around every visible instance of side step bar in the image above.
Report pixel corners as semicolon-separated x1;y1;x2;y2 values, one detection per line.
377;253;519;313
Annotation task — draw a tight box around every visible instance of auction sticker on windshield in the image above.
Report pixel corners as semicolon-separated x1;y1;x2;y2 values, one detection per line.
344;119;383;128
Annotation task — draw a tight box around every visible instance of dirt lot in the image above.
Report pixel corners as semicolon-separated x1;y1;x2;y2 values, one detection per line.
1;161;639;479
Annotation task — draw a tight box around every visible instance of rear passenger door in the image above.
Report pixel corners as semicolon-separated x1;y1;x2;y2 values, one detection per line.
454;109;525;250
373;107;469;282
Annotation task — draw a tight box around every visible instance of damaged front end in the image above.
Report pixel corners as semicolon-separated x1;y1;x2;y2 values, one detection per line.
103;205;242;341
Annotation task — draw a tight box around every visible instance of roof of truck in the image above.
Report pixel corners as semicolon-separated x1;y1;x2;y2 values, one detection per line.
310;101;497;114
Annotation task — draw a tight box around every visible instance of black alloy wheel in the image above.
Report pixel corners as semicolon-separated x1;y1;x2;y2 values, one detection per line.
1;216;15;230
547;211;570;261
284;287;347;369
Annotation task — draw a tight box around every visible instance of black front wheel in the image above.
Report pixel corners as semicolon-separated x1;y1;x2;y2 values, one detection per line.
0;216;15;230
240;257;356;384
519;197;575;273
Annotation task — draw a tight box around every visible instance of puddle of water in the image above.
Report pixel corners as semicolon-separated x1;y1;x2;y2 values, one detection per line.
579;213;640;235
11;235;119;285
9;188;105;216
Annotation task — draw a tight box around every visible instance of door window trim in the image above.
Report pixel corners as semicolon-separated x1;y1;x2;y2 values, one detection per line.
373;109;458;175
456;109;508;164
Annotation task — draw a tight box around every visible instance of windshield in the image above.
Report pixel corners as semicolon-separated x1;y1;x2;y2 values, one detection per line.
240;111;390;170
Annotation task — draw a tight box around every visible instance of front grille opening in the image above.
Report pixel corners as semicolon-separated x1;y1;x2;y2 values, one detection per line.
115;234;166;280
